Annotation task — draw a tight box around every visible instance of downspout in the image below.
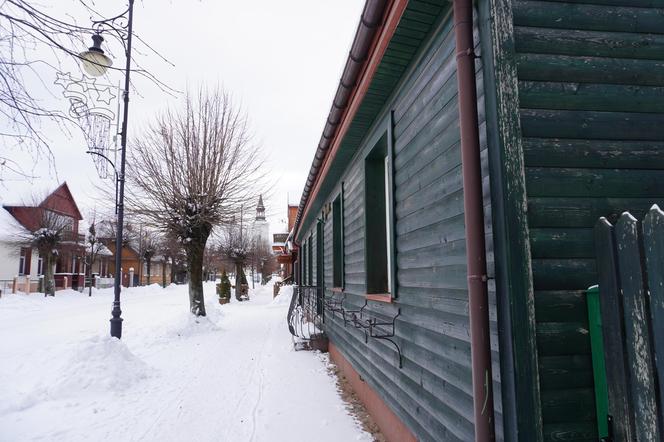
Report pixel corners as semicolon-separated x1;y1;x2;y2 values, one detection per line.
454;1;496;441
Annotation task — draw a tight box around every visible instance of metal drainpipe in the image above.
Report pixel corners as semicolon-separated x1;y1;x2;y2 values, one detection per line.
454;0;496;441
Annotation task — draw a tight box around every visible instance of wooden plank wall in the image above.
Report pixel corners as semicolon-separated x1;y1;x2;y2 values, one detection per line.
305;9;505;440
512;1;664;440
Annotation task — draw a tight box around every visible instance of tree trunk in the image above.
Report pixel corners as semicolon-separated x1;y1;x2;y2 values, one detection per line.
170;257;176;284
187;243;207;316
146;259;151;285
44;253;55;296
88;251;94;297
235;262;242;301
162;256;167;288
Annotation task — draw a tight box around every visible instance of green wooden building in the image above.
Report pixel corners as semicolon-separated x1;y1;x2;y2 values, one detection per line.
291;0;664;440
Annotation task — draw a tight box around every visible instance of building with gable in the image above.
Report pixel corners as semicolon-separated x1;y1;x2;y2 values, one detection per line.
0;182;87;292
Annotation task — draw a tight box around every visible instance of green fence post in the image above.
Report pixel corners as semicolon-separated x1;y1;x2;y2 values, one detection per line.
586;284;609;439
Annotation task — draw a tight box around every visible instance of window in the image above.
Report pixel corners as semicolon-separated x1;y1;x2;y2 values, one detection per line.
364;126;396;297
302;240;307;285
18;249;26;275
332;191;344;288
304;240;308;285
307;236;313;286
316;221;323;288
37;256;43;276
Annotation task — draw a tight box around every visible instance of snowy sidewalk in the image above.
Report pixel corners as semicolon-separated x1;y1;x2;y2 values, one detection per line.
0;283;371;442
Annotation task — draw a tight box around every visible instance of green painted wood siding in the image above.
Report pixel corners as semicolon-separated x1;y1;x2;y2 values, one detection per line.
302;7;505;440
513;1;664;440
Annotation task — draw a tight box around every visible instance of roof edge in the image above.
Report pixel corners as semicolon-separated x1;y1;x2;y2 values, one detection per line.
293;0;408;242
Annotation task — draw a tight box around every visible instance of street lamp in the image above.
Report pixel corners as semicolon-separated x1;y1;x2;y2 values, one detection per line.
79;34;113;77
80;0;135;339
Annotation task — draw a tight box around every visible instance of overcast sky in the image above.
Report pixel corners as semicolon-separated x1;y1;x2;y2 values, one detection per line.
1;0;364;236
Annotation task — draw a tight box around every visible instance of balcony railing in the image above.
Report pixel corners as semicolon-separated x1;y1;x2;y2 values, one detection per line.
61;231;85;243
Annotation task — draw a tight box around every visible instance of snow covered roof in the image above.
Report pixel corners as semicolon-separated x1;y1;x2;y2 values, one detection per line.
87;243;113;257
0;206;29;243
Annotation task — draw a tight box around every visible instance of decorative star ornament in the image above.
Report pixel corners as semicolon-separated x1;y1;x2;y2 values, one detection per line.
54;72;74;89
95;86;117;106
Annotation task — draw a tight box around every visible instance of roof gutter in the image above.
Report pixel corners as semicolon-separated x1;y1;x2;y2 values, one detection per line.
454;0;496;440
293;0;407;242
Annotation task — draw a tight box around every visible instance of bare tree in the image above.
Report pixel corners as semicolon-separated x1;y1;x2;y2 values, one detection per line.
85;215;107;296
11;209;72;296
140;231;158;285
127;88;264;316
203;241;225;282
158;231;182;288
98;217;139;248
250;240;276;285
0;0;175;182
221;217;253;301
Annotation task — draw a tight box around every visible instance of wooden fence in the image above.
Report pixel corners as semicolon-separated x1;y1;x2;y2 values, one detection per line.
594;206;664;441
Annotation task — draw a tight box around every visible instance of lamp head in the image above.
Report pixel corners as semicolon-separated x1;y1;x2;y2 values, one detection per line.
80;33;113;77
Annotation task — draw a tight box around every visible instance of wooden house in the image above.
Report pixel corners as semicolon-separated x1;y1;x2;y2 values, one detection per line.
292;0;664;441
101;240;171;287
1;182;86;291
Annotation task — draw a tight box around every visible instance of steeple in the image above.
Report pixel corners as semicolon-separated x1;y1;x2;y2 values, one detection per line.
255;195;266;221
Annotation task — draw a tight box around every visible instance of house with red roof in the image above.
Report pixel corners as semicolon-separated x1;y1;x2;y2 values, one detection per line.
0;182;88;293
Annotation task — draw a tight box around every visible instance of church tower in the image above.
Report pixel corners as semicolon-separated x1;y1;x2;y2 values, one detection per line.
252;194;269;249
256;194;266;222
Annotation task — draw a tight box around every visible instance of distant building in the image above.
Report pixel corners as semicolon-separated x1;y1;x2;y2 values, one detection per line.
100;237;171;287
272;233;289;254
250;195;270;249
0;182;87;292
270;204;298;282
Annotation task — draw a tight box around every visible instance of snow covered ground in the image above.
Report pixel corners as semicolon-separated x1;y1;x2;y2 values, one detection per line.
0;283;371;442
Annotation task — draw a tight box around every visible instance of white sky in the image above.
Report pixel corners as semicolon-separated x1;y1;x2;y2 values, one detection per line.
1;0;365;236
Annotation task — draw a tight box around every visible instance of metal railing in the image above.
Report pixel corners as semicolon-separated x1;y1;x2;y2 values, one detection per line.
287;285;324;344
61;231;85;243
0;279;13;295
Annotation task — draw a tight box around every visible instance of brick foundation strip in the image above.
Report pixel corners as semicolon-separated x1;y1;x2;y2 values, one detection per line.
329;342;416;442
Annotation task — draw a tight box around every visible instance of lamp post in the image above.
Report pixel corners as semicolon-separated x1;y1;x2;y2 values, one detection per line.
79;0;135;339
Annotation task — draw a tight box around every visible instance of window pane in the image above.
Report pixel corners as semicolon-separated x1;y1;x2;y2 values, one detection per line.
333;195;343;287
365;137;389;294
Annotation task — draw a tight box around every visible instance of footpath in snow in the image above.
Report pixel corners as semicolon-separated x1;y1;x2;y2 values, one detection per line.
0;282;371;442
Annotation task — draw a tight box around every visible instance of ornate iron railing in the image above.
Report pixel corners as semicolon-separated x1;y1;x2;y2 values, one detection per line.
286;285;325;345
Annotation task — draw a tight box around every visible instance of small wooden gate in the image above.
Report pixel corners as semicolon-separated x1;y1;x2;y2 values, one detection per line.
594;206;664;441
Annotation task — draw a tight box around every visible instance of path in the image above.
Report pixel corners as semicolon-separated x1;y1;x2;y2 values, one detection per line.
0;283;370;442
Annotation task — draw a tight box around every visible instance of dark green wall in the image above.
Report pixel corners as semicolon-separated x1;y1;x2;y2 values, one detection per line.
513;1;664;440
299;5;505;440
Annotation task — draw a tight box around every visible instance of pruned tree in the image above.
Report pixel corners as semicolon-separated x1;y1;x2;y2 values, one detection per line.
203;241;225;282
221;216;253;300
140;231;158;285
159;231;182;288
127;88;264;316
251;241;277;285
97;217;139;249
85;216;107;296
14;209;72;296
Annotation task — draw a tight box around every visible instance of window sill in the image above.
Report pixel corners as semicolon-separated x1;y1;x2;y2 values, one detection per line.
366;293;392;303
331;287;344;293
